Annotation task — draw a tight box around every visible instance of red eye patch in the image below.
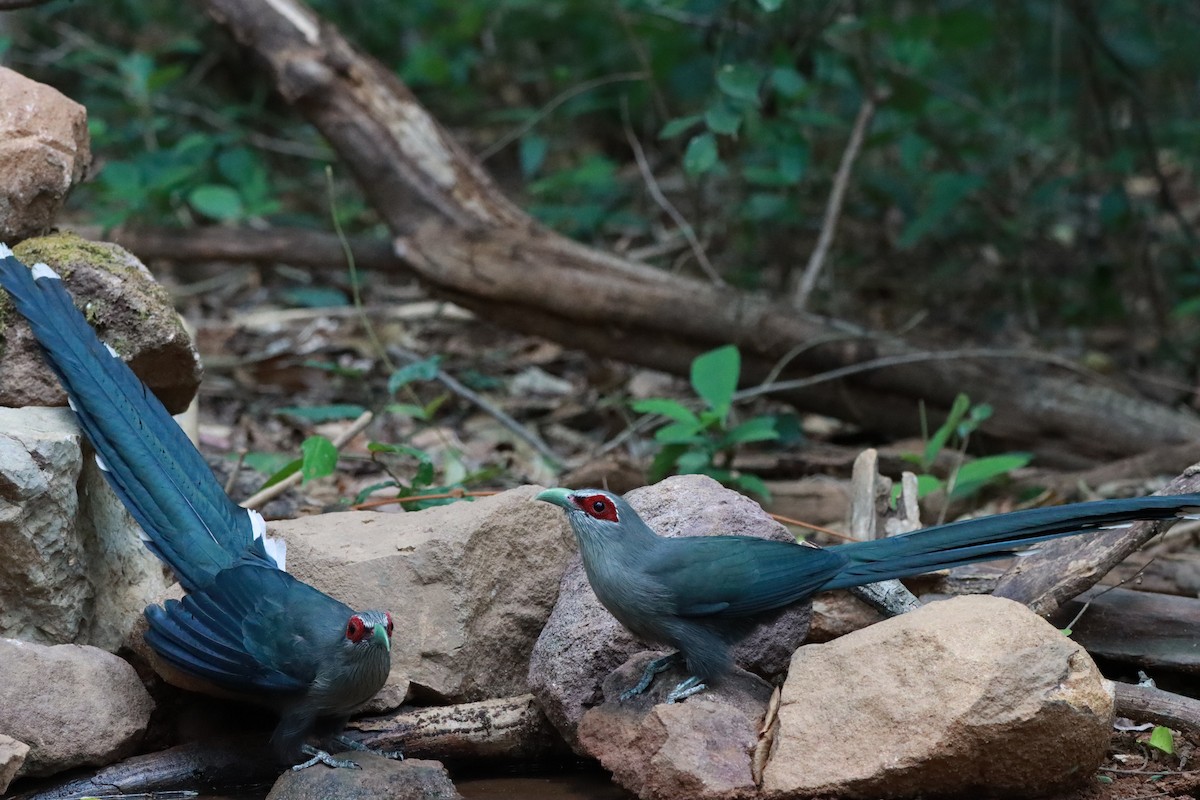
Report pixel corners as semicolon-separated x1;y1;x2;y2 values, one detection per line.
573;493;619;523
346;615;368;643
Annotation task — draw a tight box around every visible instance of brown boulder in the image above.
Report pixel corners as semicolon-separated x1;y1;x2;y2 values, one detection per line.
0;68;90;242
762;594;1113;798
266;755;462;800
577;652;771;800
0;639;154;777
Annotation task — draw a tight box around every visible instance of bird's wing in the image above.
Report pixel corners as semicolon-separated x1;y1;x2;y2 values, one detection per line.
644;536;848;618
144;564;351;694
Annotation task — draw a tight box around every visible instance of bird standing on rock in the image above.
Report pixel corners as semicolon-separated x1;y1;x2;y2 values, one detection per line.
537;486;1200;703
0;247;395;771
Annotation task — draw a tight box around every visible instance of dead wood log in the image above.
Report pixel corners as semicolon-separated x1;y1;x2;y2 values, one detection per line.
108;225;407;274
993;466;1200;615
8;736;276;800
345;694;568;763
1047;585;1200;674
190;0;1200;468
1113;683;1200;734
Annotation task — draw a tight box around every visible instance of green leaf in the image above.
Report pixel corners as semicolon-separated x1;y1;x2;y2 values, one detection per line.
683;132;719;175
770;67;807;99
239;451;295;478
274;404;366;423
691;344;740;419
386;402;431;421
723;416;779;444
519;134;548;178
923;394;971;467
631;398;701;426
300;435;338;482
704;102;742;136
675;449;712;474
715;63;763;106
354;480;400;505
388;356;441;394
648;444;688;481
188;184;244;220
949;452;1032;499
1148;726;1174;755
659;114;703;140
655;423;708;445
733;472;771;497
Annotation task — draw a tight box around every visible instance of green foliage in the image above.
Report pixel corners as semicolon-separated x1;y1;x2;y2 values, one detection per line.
1148;726;1174;755
898;394;1031;502
12;0;1198;326
633;345;780;496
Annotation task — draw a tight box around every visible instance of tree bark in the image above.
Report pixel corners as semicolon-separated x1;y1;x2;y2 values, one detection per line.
191;0;1200;468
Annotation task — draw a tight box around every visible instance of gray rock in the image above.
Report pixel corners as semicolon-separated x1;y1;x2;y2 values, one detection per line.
0;232;201;414
762;594;1114;798
266;755;462;800
577;652;771;800
0;734;30;795
529;475;810;749
0;406;168;651
0;639;154;777
0;68;90;242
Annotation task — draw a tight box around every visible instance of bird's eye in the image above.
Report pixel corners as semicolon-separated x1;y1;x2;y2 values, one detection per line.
346;616;366;642
576;493;619;523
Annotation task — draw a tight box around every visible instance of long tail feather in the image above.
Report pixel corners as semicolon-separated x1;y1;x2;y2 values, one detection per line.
823;495;1200;589
0;248;278;589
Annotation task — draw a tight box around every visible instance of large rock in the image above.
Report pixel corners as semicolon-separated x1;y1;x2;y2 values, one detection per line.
529;475;810;749
0;406;168;650
134;486;574;707
577;653;771;800
0;232;201;413
0;68;90;242
266;754;462;800
0;639;154;777
762;594;1113;799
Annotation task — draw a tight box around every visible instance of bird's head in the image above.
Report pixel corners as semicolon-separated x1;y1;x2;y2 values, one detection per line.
537;487;624;524
536;487;659;550
343;609;392;654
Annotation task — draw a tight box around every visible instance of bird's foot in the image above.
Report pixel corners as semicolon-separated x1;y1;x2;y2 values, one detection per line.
620;653;681;700
334;734;405;761
665;675;707;704
292;744;360;771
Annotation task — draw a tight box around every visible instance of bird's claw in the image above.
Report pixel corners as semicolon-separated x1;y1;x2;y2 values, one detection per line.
334;734;405;761
619;653;680;700
293;745;360;770
665;676;706;704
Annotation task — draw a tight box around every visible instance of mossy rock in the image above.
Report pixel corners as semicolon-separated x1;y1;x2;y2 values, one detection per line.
0;232;201;413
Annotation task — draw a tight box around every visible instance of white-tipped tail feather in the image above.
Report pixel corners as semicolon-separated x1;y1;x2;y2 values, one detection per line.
248;508;286;570
30;262;60;281
0;243;12;259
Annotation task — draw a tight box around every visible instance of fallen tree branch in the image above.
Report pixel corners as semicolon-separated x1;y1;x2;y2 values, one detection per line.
1113;682;1200;735
103;225;408;274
